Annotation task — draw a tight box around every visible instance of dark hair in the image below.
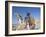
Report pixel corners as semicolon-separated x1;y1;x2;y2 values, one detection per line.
27;13;30;16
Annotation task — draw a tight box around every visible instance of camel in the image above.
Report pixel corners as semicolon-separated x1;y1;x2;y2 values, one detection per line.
15;13;35;30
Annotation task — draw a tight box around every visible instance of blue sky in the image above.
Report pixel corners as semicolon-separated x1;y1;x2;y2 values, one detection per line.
12;6;40;24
